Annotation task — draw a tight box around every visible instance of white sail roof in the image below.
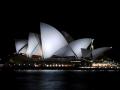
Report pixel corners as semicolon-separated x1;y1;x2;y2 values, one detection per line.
15;22;112;60
61;31;73;43
26;33;42;57
19;45;27;54
64;38;94;58
40;23;68;59
53;46;68;56
15;40;27;54
81;48;92;58
31;43;42;56
53;45;75;57
92;47;112;59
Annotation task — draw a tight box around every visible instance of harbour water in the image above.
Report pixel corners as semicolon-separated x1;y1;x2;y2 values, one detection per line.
0;70;120;90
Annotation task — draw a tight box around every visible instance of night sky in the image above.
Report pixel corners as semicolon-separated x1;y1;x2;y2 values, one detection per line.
0;4;119;61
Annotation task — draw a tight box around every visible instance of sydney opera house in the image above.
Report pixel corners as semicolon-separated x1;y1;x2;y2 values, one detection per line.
6;22;117;69
15;23;111;60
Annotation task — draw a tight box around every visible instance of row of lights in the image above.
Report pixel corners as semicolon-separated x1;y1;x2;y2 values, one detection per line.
9;64;41;66
9;63;73;67
8;64;120;69
44;64;72;67
92;64;112;67
80;66;120;69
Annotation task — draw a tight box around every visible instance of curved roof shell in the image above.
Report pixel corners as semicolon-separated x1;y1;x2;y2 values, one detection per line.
64;38;93;58
26;33;42;57
15;40;27;54
92;47;112;59
40;23;68;59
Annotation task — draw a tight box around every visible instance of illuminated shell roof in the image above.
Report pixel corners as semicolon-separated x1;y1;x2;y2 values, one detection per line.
92;47;112;59
26;33;42;57
64;38;94;58
40;23;68;59
15;22;111;59
15;40;27;54
81;47;112;59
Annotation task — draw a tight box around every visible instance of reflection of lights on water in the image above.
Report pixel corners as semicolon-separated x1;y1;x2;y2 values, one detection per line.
14;68;120;73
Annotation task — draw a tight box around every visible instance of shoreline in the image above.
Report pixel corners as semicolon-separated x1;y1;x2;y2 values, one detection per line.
1;67;120;72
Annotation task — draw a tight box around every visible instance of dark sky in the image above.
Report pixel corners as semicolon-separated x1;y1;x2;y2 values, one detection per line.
0;4;119;60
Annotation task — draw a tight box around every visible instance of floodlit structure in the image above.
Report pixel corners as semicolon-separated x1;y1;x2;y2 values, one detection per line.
92;47;112;59
15;40;27;54
40;23;68;58
81;47;112;59
26;33;42;57
64;38;94;58
54;38;93;58
15;22;112;60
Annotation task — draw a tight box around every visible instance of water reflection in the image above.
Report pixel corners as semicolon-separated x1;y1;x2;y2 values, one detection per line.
15;70;88;90
0;70;120;90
